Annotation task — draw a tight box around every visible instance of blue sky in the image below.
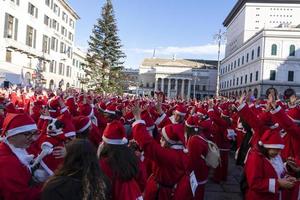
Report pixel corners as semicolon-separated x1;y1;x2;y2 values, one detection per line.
67;0;237;68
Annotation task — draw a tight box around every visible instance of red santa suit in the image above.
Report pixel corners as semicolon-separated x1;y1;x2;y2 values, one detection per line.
178;116;209;200
0;113;41;200
132;121;189;200
244;129;291;200
207;108;230;183
99;120;143;200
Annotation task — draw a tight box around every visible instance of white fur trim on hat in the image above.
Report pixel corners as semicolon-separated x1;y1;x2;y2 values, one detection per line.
104;109;116;115
161;127;182;145
185;121;196;128
263;144;284;149
6;124;37;138
175;110;186;116
77;119;91;133
60;107;68;114
102;135;128;145
65;131;76;138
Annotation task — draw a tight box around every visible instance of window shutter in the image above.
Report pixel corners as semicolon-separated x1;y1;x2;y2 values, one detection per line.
48;37;51;53
14;18;18;41
35;8;38;18
4;13;8;38
33;29;36;48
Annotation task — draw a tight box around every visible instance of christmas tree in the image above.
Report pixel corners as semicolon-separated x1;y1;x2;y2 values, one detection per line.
85;0;125;93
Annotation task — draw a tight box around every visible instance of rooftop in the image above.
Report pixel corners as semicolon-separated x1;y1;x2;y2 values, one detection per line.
223;0;300;27
141;58;217;69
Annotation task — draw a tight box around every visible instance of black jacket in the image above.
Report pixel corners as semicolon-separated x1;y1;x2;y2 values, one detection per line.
42;176;83;200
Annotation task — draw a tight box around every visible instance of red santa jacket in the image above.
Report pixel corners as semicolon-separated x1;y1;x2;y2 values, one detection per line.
271;106;300;161
177;135;209;200
207;108;230;150
244;148;283;200
0;142;41;200
132;120;189;200
99;158;142;200
237;103;267;147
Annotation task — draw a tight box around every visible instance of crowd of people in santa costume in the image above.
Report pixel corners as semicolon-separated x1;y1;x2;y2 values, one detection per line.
0;86;300;200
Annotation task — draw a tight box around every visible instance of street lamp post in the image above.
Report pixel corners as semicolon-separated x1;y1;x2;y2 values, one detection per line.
214;29;226;97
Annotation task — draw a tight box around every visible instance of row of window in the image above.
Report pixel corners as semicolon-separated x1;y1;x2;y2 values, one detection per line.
222;44;297;75
45;0;75;28
4;13;73;58
72;59;84;70
221;70;296;89
271;44;296;56
44;14;74;42
49;61;72;77
269;70;294;82
221;71;259;89
221;47;261;75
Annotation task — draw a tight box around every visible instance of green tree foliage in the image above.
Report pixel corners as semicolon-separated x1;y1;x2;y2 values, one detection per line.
85;0;125;94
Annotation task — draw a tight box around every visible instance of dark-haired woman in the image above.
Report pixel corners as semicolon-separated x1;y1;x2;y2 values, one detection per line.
42;139;110;200
98;120;143;200
244;130;296;200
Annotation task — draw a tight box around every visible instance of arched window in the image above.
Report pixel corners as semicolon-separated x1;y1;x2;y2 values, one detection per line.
289;45;296;56
271;44;277;55
257;46;261;57
251;50;255;60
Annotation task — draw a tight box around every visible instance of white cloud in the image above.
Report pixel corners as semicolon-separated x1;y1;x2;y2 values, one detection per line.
128;43;225;57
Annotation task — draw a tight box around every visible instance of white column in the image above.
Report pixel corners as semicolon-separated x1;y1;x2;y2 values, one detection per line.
167;79;171;98
187;80;191;100
175;79;178;97
181;79;185;98
154;78;158;92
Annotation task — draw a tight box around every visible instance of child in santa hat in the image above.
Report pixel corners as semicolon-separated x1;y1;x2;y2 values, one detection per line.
244;129;296;200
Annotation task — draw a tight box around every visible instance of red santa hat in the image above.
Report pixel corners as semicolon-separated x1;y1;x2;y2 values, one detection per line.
124;111;135;123
286;107;300;124
102;120;128;145
57;115;76;138
98;101;107;112
161;124;183;145
105;103;117;115
185;116;199;128
141;110;155;131
258;129;285;149
48;96;61;112
73;116;91;133
78;103;93;117
5;102;17;113
196;107;207;116
221;109;230;118
174;104;187;116
65;96;77;109
2;113;37;138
